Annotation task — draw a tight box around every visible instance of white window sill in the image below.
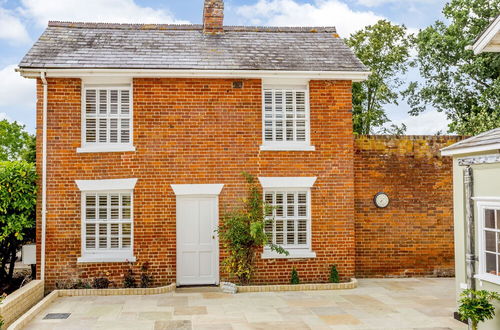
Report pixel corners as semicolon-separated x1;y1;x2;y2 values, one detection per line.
77;255;136;263
474;273;500;285
260;145;316;151
77;145;136;153
261;249;316;259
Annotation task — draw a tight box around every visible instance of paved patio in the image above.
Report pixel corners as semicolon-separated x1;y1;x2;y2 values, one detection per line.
24;278;466;330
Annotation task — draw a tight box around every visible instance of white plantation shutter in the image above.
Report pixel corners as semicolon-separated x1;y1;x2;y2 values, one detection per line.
84;192;133;252
84;87;132;145
264;190;310;248
263;86;309;144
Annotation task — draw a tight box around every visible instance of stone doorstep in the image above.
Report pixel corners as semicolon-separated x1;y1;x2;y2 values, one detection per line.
236;278;358;293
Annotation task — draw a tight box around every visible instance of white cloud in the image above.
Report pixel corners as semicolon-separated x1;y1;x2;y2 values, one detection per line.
390;110;451;135
356;0;434;7
235;0;385;37
19;0;189;26
0;7;30;44
0;64;35;109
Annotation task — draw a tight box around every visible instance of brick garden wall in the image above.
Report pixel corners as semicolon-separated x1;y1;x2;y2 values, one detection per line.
36;78;355;289
354;136;461;278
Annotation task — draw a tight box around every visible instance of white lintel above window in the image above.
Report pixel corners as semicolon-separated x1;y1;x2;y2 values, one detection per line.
258;177;317;189
75;178;138;191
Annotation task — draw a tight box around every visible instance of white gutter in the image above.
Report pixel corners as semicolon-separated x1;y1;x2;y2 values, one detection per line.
40;71;48;281
17;68;371;82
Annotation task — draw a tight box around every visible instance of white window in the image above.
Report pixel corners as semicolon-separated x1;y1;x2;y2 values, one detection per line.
78;85;135;153
76;179;137;262
477;200;500;284
261;85;314;151
259;177;316;258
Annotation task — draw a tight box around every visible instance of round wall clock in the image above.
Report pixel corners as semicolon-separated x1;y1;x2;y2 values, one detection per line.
374;192;389;208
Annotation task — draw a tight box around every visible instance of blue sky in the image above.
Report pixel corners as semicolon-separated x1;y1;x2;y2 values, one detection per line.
0;0;450;134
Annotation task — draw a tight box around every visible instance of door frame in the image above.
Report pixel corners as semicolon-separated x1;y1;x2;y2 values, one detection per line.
171;184;224;286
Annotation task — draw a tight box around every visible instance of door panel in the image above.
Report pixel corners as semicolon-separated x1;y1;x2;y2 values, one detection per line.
177;197;218;285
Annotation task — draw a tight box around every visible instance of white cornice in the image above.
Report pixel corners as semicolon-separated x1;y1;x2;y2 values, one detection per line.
470;15;500;54
16;68;370;82
75;178;138;191
441;143;500;156
171;184;224;196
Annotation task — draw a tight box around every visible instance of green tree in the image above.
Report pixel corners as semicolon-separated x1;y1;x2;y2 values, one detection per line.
346;20;412;135
405;0;500;135
0;119;35;163
0;161;37;285
218;173;287;285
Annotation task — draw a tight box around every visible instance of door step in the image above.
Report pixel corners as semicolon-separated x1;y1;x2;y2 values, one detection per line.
176;285;220;293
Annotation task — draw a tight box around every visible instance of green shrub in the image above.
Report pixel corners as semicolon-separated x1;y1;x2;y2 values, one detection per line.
140;262;153;288
218;173;288;285
290;267;300;284
0;161;37;285
329;264;339;283
92;277;110;289
123;265;136;288
459;289;500;330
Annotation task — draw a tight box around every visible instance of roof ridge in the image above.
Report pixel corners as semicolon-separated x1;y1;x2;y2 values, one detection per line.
47;21;337;33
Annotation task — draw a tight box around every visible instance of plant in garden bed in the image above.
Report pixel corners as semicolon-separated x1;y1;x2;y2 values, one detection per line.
123;263;137;288
93;276;111;289
55;279;92;290
329;264;339;283
290;268;300;284
140;262;153;288
458;289;500;330
218;173;288;285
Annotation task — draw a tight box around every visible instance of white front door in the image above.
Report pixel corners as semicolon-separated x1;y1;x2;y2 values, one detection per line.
176;197;219;285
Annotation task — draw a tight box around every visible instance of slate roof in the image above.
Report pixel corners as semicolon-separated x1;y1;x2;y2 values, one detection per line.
441;128;500;155
19;22;368;72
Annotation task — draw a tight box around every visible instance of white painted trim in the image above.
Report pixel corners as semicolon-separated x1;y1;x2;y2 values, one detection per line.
458;154;500;166
77;144;136;153
262;78;309;86
17;68;370;82
259;144;315;151
171;184;224;196
75;178;138;191
261;249;316;259
470;15;500;54
474;273;500;285
77;254;136;263
441;143;500;156
258;177;317;188
40;71;48;281
476;200;500;284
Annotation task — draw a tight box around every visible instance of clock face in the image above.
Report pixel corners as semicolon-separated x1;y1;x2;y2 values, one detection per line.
374;192;389;208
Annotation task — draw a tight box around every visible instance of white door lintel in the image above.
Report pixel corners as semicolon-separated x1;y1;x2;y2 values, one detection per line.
171;184;224;196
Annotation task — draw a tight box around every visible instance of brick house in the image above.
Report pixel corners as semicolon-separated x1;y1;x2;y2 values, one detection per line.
17;0;456;289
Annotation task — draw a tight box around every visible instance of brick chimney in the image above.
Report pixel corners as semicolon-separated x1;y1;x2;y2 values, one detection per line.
203;0;224;34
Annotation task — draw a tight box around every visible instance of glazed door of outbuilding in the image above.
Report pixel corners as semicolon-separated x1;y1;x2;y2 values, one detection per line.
176;197;219;285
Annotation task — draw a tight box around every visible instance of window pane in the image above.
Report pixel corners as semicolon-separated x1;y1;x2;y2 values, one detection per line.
486;252;497;275
275;193;283;216
110;90;118;114
86;90;96;114
99;223;108;248
275;220;284;245
485;209;495;228
121;90;130;115
85;119;96;143
485;230;496;252
122;223;131;235
287;220;295;244
122;236;131;248
99;90;107;114
99;119;107;143
110;119;118;143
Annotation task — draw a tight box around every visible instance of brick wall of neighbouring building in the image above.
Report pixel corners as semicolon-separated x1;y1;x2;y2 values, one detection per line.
36;78;355;289
354;135;462;278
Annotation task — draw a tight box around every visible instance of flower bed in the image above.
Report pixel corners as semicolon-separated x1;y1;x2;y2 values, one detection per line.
236;278;357;293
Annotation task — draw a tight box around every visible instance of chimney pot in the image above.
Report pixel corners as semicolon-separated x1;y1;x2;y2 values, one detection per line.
203;0;224;34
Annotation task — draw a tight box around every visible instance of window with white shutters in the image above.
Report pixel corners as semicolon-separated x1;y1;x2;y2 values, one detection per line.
83;86;132;148
83;192;133;255
264;190;310;249
477;201;500;284
262;86;310;146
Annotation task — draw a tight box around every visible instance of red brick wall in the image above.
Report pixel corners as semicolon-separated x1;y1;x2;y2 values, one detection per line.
36;78;355;289
354;136;460;278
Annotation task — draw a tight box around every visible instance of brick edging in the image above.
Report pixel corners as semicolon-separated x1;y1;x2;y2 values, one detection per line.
236;278;357;292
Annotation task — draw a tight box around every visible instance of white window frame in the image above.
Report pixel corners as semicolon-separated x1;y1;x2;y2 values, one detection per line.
259;177;316;259
76;178;137;263
474;198;500;285
260;83;315;151
77;82;135;153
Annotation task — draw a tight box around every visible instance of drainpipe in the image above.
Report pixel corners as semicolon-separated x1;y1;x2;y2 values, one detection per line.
40;71;48;281
464;165;475;330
